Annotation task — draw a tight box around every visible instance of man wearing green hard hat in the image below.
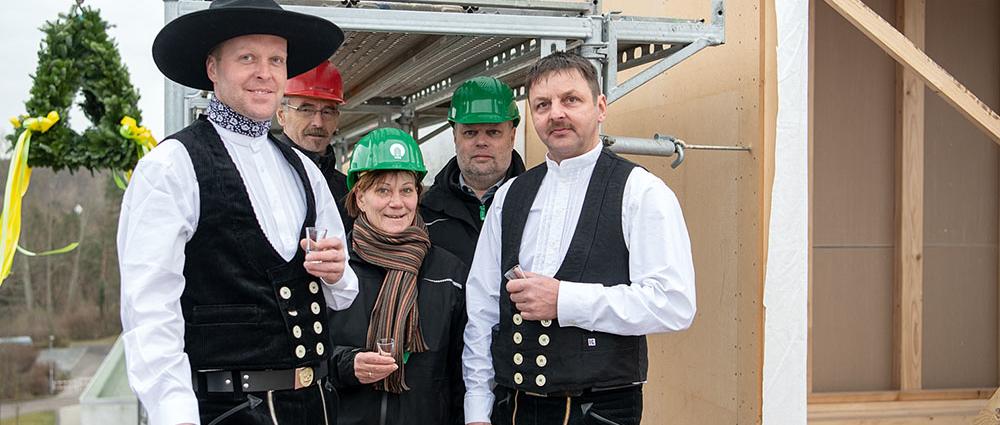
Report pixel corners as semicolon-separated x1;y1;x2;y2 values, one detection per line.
420;76;526;266
327;127;468;425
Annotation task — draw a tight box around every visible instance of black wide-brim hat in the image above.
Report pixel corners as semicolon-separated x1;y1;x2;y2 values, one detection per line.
152;0;344;91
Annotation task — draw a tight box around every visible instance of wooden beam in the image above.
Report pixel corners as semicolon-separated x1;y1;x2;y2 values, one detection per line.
809;388;995;404
823;0;1000;145
892;0;924;392
809;398;985;422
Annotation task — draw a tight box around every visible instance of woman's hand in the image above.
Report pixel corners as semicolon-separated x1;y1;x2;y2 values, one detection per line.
354;351;398;384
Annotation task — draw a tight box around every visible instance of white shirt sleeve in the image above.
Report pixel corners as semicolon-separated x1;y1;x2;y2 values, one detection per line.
295;150;358;310
556;168;697;335
117;140;201;425
462;182;509;424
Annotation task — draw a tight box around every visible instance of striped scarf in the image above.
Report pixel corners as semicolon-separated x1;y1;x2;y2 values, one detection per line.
352;213;431;393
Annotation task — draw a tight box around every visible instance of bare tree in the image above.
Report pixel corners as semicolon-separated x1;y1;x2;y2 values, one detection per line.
66;205;85;307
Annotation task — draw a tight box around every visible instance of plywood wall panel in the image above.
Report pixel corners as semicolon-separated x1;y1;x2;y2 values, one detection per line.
812;0;897;393
922;0;1000;390
813;0;897;248
813;248;895;392
922;245;998;388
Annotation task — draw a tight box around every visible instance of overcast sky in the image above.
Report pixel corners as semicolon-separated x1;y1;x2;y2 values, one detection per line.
1;0;164;148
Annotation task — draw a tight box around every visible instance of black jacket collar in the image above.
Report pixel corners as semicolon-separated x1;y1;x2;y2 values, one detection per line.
421;150;526;228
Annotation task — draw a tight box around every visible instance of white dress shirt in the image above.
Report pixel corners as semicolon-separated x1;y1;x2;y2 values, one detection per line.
462;143;696;423
117;122;359;425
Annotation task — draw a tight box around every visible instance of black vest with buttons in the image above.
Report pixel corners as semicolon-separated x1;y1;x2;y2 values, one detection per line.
494;148;647;394
173;117;331;371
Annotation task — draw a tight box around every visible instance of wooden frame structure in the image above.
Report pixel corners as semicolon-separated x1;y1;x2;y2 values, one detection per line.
809;0;999;422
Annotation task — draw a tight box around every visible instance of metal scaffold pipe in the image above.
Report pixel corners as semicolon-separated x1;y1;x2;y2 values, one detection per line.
602;133;750;168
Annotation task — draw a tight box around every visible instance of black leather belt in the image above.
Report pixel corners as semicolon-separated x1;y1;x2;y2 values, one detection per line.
195;362;328;393
521;382;643;398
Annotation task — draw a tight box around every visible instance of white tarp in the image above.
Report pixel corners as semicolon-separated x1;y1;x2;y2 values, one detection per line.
763;0;809;424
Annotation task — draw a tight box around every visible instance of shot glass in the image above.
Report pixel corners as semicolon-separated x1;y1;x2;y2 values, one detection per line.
504;264;526;281
376;337;395;357
305;227;327;262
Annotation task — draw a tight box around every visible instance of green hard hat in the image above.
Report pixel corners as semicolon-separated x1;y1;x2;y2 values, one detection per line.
448;76;520;127
347;127;427;190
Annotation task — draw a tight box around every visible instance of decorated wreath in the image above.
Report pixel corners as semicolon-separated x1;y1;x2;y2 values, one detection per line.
6;4;153;172
2;4;156;283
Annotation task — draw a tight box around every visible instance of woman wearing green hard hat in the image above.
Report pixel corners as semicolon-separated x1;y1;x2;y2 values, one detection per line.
327;127;468;425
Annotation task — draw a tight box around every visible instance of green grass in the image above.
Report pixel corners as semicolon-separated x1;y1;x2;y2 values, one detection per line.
0;411;56;425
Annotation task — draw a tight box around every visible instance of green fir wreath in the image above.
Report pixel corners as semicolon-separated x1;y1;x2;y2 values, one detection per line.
7;4;146;173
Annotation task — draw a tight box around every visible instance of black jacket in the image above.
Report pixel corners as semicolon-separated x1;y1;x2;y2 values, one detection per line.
328;242;468;425
274;131;353;229
419;151;525;265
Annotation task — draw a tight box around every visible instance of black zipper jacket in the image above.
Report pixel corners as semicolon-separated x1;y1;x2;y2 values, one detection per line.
328;242;468;425
419;151;525;265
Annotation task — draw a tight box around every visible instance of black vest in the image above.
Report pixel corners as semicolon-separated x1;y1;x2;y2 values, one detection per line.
174;117;331;371
493;149;646;394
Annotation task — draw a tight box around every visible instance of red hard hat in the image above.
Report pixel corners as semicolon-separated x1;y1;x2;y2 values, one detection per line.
285;61;344;103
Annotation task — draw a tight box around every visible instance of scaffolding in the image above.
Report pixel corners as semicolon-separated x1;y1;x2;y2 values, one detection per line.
162;0;729;163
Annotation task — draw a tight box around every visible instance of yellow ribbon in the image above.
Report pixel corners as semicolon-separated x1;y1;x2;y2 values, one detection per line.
114;115;158;189
1;111;59;283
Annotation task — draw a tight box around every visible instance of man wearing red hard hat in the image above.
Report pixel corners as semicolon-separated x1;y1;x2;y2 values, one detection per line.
276;60;351;226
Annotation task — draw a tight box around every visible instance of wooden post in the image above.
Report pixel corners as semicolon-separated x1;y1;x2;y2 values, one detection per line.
824;0;1000;145
893;0;924;392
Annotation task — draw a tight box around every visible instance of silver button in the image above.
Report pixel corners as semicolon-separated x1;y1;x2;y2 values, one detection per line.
309;281;320;294
316;342;325;356
243;383;250;389
541;320;552;327
311;302;321;315
243;374;250;380
513;314;523;325
514;373;523;385
538;334;550;346
288;310;299;317
292;326;302;338
513;353;523;365
513;332;522;344
224;378;232;385
295;345;306;358
313;321;323;334
535;374;546;387
279;287;292;299
536;355;547;367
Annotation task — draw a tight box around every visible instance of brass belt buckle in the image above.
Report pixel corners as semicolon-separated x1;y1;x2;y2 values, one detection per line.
294;366;315;389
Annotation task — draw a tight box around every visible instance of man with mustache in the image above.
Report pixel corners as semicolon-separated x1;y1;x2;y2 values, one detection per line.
276;61;352;227
420;77;525;266
462;52;697;425
119;1;358;423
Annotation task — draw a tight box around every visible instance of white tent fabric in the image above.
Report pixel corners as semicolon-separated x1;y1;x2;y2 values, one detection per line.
764;0;809;424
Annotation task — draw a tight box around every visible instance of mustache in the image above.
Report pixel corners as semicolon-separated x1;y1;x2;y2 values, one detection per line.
547;122;574;134
304;128;329;138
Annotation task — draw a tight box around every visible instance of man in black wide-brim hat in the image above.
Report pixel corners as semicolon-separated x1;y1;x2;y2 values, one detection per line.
118;1;359;424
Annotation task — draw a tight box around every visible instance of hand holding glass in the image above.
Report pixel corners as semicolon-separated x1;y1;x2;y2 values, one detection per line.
376;338;395;357
504;264;526;280
305;227;327;262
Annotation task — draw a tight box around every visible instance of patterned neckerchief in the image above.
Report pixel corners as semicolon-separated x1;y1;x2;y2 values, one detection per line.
206;97;271;138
